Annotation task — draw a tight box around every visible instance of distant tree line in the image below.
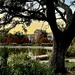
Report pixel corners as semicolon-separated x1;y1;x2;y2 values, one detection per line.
0;32;53;44
1;32;29;44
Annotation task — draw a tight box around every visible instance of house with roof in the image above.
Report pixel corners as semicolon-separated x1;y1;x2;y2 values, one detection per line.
34;29;47;43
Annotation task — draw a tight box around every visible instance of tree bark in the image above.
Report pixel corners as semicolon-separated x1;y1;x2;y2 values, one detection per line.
58;1;73;29
49;32;75;74
49;37;67;74
45;0;75;74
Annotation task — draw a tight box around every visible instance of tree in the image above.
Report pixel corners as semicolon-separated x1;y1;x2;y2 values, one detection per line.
2;37;7;43
0;32;5;43
0;0;75;74
6;35;12;44
14;31;24;41
39;38;48;43
21;36;29;43
13;36;20;44
2;34;12;44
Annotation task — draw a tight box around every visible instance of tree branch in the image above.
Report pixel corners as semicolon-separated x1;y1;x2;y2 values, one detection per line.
64;12;75;36
0;20;19;33
46;0;62;40
14;13;47;21
57;1;73;28
55;7;66;23
0;16;13;26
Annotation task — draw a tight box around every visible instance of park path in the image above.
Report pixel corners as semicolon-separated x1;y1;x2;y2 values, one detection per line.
31;54;75;63
66;58;75;62
40;58;75;63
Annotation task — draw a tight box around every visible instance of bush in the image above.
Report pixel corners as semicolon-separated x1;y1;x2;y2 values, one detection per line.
0;47;53;75
66;37;75;57
10;60;53;75
65;61;75;71
8;52;31;65
0;60;54;75
66;45;75;57
0;47;9;66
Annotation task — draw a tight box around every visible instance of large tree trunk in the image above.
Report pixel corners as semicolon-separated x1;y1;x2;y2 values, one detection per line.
49;39;66;74
49;34;74;74
46;0;75;74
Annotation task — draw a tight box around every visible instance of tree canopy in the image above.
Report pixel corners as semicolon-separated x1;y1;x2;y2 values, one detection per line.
0;0;75;35
0;0;56;26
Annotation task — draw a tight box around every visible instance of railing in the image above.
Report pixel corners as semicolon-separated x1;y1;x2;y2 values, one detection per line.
0;46;53;63
0;46;53;50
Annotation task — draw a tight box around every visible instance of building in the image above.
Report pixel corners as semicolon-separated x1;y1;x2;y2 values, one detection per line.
28;34;34;43
28;30;53;43
47;33;53;40
34;29;47;43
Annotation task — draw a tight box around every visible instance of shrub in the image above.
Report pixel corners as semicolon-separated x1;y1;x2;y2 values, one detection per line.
39;38;49;43
13;36;20;44
0;47;9;66
11;60;53;75
0;60;54;75
0;48;53;75
65;61;75;71
21;36;29;43
66;37;75;57
8;52;31;65
66;45;75;57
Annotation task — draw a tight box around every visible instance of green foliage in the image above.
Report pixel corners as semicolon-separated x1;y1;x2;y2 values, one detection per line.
8;48;28;54
8;52;31;65
0;59;54;75
0;47;8;59
0;49;53;75
0;33;5;43
0;65;13;75
66;46;75;57
0;47;9;66
65;61;75;71
66;37;75;57
1;48;75;75
10;60;53;75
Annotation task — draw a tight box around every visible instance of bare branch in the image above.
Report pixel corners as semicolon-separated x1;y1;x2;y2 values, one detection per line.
55;7;66;23
56;1;73;29
0;20;19;33
14;13;47;21
0;16;13;26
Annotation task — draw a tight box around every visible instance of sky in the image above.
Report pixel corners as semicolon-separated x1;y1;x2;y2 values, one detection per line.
65;0;75;11
9;0;74;34
9;21;52;34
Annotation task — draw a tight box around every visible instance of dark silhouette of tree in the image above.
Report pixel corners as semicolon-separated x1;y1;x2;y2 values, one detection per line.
13;36;20;44
2;37;7;43
14;31;24;41
0;0;75;74
21;36;29;43
6;35;12;44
